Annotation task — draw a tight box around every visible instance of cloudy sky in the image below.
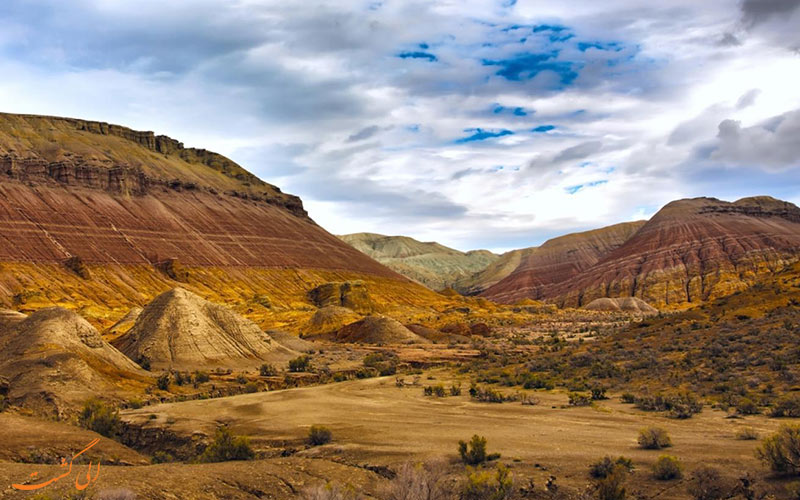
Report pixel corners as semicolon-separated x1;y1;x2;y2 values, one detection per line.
1;0;799;252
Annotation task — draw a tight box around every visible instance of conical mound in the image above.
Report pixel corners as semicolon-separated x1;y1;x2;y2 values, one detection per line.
114;288;291;369
333;315;430;344
0;307;148;416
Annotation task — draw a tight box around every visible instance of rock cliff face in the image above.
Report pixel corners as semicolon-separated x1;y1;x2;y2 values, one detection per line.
552;197;800;307
0;113;429;324
481;221;645;303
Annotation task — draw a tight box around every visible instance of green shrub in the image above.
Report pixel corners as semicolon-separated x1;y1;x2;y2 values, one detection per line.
757;424;800;475
235;373;248;384
590;456;634;478
461;464;513;500
591;387;609;401
289;355;312;372
244;382;260;393
259;363;278;377
638;427;671;450
458;434;500;465
653;455;682;480
736;398;760;415
198;427;254;462
79;399;121;437
308;425;333;446
126;398;144;410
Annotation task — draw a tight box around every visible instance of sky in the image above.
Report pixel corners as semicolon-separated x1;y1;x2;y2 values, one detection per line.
1;0;799;252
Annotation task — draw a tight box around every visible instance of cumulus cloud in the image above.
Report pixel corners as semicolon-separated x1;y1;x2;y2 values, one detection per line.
710;109;800;169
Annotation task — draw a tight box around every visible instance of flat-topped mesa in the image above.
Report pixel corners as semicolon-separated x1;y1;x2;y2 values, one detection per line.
0;113;305;216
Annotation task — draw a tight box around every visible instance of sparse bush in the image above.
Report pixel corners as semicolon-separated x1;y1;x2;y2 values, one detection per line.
459;434;499;465
289;355;312;372
259;363;278;377
736;398;760;415
687;467;727;500
736;427;759;440
244;381;260;393
449;383;462;396
156;373;170;391
634;392;703;418
461;464;513;500
151;451;174;464
198;427;254;462
653;455;683;480
424;384;447;397
638;427;671;450
382;460;449;500
235;373;248;384
193;370;210;384
79;398;120;437
470;385;518;403
590;456;634;478
620;393;636;404
308;425;332;446
769;394;800;417
568;392;592;407
591;387;609;400
127;398;144;409
96;489;137;500
363;352;397;376
174;371;190;386
594;464;628;500
757;424;800;475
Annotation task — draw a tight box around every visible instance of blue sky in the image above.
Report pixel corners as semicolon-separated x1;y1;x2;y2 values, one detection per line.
0;0;799;252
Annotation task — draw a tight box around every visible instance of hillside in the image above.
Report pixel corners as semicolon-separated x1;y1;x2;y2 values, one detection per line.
0;113;445;329
553;196;800;307
455;247;537;295
339;232;498;291
481;221;646;303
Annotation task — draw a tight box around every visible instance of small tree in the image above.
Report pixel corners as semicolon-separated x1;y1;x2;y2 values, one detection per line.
458;434;500;465
199;427;254;462
308;425;333;446
260;363;278;376
79;398;120;437
638;427;672;449
289;355;312;372
653;455;683;480
590;456;634;478
757;424;800;475
156;372;170;391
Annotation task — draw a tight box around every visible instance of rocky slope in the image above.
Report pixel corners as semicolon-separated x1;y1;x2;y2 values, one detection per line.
455;247;537;295
0;113;441;328
481;221;646;303
552;196;800;307
339;233;497;291
113;288;295;370
583;297;658;315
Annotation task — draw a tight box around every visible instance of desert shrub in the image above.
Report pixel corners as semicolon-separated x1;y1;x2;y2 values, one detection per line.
635;392;703;418
244;382;260;393
151;451;174;464
461;464;513;500
736;398;760;415
470;385;518;403
289;355;312;372
363;352;397;376
590;456;634;478
235;373;248;384
757;424;800;475
308;425;333;446
458;435;499;465
79;398;120;437
381;460;449;500
620;393;636;404
769;394;800;417
259;363;278;377
449;383;462;396
127;398;144;409
96;489;137;500
653;455;683;480
687;467;727;500
424;384;447;397
591;387;609;400
638;427;671;450
568;392;592;407
156;373;170;391
174;371;190;386
198;427;254;462
521;373;555;390
193;370;210;383
594;464;628;500
736;427;759;440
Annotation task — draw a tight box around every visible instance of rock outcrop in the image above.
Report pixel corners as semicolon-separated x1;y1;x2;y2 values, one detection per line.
113;288;294;370
308;281;375;313
339;233;498;291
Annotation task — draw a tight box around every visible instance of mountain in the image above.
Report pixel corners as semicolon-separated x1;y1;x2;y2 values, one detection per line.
0;307;148;417
454;247;537;295
481;221;646;303
113;288;295;370
0;113;440;328
339;232;498;291
552;196;800;308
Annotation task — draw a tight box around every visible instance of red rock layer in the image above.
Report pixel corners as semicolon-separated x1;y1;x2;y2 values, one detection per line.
481;221;645;303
